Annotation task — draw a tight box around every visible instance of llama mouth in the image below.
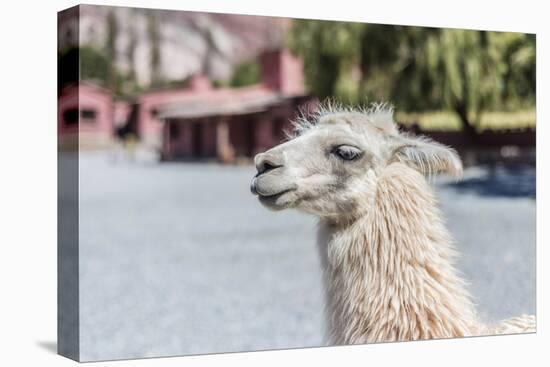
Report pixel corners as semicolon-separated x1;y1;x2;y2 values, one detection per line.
257;188;293;200
251;175;294;196
251;174;297;209
250;178;293;207
250;176;260;195
257;189;295;209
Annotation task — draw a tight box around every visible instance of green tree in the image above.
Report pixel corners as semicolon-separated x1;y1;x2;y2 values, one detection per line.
80;46;110;83
288;20;362;102
288;21;536;134
499;32;536;107
58;46;110;89
230;60;260;87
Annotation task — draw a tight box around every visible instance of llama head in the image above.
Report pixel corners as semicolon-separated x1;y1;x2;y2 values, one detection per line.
250;103;462;219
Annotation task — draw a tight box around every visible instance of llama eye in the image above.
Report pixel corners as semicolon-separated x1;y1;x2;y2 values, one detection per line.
333;145;362;161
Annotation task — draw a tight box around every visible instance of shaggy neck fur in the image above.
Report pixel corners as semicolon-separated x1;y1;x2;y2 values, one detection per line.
317;163;483;344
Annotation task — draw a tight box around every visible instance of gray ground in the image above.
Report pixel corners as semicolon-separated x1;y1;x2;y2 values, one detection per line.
75;152;535;361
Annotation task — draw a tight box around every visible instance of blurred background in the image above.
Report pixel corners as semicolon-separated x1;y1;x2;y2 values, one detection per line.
58;5;536;362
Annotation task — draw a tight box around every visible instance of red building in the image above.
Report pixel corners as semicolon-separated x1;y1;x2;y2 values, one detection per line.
58;82;115;149
156;49;313;162
58;49;313;161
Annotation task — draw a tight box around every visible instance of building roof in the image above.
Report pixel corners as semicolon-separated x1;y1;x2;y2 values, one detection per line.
59;80;112;97
156;84;301;120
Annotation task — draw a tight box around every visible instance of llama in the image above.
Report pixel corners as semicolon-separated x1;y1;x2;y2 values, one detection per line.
250;103;535;344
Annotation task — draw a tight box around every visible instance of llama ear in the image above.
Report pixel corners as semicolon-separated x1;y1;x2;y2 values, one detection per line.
389;134;463;179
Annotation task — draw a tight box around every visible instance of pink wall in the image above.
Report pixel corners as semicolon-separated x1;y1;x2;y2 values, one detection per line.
137;75;214;148
58;83;113;139
260;49;305;96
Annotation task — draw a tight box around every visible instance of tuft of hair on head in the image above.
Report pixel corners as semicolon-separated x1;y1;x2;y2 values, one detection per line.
286;100;396;139
389;133;464;180
358;102;397;135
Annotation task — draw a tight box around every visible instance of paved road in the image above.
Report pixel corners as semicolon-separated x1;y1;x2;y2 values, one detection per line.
75;153;535;361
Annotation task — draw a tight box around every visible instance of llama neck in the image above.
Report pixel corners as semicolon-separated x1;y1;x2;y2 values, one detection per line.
317;163;481;344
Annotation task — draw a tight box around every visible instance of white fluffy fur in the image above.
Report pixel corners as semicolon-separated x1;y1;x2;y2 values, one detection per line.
318;163;534;343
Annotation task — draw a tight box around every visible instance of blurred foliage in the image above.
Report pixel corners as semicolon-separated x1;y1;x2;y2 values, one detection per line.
288;21;536;132
80;46;111;84
164;77;191;89
114;70;145;97
58;46;110;90
212;79;228;89
230;60;261;87
396;109;535;132
58;45;144;98
288;21;362;101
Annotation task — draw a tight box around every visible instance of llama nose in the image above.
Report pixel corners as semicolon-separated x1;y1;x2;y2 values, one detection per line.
254;152;284;175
